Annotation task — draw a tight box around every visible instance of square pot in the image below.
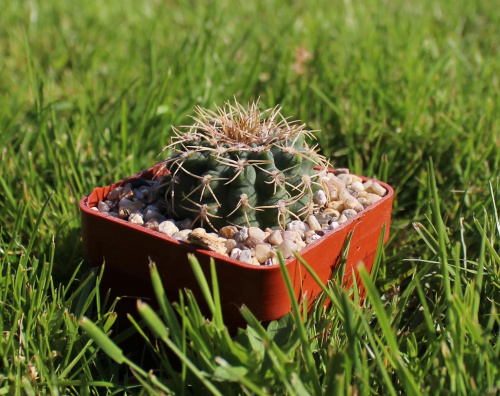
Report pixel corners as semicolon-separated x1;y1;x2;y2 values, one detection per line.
80;164;393;325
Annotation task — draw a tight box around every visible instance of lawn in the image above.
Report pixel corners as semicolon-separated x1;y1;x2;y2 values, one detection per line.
1;0;499;394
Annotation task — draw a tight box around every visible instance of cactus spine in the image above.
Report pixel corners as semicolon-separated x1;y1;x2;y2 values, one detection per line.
160;100;328;231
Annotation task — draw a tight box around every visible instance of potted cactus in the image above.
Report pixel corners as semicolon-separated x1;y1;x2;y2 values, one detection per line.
80;100;393;326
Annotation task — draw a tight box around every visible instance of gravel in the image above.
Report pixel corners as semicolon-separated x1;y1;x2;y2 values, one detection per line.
95;169;388;266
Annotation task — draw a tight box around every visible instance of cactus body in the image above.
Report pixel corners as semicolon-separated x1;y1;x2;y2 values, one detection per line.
161;100;328;231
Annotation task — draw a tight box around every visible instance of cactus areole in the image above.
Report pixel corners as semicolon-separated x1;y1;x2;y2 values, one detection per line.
160;100;329;231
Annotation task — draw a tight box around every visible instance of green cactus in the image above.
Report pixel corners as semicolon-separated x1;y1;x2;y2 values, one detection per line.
160;100;328;231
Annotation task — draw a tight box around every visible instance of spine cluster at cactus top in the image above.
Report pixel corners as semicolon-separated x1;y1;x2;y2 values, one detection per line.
160;100;329;231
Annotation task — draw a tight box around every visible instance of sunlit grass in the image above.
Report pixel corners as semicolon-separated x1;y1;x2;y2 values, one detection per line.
1;0;499;393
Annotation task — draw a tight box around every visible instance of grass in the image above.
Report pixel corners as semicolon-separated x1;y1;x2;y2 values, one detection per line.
1;0;499;393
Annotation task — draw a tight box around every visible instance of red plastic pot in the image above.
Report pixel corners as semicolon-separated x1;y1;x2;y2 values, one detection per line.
80;164;393;326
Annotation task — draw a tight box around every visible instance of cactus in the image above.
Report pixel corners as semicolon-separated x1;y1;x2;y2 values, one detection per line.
160;100;329;231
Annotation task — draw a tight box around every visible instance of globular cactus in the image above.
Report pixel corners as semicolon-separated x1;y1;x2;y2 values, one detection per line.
160;100;329;231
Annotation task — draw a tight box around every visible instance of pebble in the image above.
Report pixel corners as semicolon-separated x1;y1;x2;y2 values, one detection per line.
286;220;310;238
224;239;237;254
158;220;179;236
364;181;387;196
248;227;267;241
337;174;352;185
233;227;249;244
239;249;253;264
173;229;192;242
145;219;160;231
327;201;344;212
323;208;340;219
107;187;123;201
267;230;283;246
313;190;327;206
325;221;339;231
306;234;321;244
342;209;358;219
314;212;332;225
97;201;110;213
176;218;193;230
255;244;272;263
344;197;363;212
338;214;348;224
230;248;242;260
350;181;364;192
307;215;322;231
144;208;161;222
121;183;134;199
128;212;144;225
245;236;263;249
279;239;298;259
219;225;238;239
264;257;277;266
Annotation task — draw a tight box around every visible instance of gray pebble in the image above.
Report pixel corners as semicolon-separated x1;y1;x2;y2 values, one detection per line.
176;218;193;230
245;236;263;249
234;227;249;244
107;187;123;201
97;201;110;213
342;209;358;219
314;212;332;225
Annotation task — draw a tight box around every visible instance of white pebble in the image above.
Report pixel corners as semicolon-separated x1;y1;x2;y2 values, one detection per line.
366;181;387;197
267;230;284;246
255;244;272;263
248;227;267;241
337;174;352;185
145;219;160;231
230;248;242;260
344;197;364;212
128;212;144;225
313;190;327;206
239;249;253;264
279;239;298;259
286;220;310;238
158;220;179;236
325;221;339;230
350;181;365;192
306;234;321;244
